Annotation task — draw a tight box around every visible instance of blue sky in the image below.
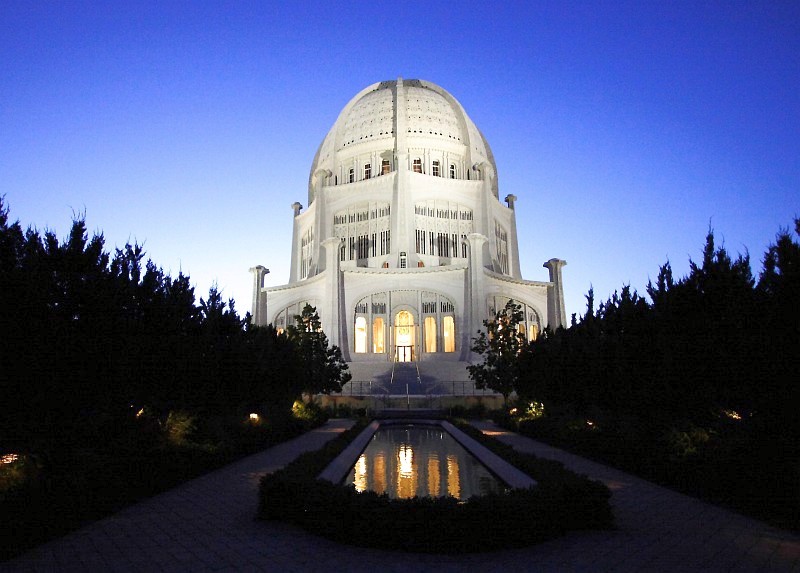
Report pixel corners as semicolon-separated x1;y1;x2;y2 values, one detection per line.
2;1;798;321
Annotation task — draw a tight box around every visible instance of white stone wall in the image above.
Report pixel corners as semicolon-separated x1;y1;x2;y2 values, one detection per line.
252;79;567;368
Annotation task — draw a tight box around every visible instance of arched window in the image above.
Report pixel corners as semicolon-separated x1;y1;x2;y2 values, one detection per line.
424;316;437;353
373;317;385;353
443;316;455;352
354;316;367;353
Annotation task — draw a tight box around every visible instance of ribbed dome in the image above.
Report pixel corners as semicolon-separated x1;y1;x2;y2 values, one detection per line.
309;79;497;201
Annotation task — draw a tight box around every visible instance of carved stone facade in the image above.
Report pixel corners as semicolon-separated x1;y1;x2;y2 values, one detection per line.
251;79;566;364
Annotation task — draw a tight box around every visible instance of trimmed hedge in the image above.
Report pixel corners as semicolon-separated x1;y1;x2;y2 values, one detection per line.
258;419;612;553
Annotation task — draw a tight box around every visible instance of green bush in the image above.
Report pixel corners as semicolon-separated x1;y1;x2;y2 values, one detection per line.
259;419;612;553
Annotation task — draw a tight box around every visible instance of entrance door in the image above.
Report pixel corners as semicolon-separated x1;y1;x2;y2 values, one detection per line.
396;345;412;362
394;310;414;362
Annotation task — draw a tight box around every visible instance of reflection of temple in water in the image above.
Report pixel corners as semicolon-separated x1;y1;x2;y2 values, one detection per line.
346;425;496;500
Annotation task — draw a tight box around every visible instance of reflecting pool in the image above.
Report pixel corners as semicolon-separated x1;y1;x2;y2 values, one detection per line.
343;424;503;500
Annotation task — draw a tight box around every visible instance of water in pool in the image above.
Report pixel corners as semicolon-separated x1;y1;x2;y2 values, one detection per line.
343;424;503;500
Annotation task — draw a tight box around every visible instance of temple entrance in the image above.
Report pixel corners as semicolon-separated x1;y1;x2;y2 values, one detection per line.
394;310;415;362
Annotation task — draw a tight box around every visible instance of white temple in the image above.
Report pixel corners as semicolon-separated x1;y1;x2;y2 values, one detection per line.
251;78;566;374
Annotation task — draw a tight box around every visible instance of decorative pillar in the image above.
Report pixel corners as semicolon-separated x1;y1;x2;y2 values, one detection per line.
543;258;568;329
249;266;269;326
289;202;302;282
322;237;344;349
312;169;331;276
504;194;522;279
463;233;489;361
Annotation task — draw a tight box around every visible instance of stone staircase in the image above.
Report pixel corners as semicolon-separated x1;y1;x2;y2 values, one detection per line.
341;360;497;398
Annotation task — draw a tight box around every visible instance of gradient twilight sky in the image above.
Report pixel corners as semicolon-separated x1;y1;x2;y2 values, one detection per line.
2;1;798;322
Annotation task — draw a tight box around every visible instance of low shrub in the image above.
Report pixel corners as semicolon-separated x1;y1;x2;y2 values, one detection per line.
259;419;612;553
0;411;328;562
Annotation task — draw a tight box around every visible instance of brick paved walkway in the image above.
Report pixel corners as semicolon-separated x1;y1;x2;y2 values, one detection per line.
4;419;799;572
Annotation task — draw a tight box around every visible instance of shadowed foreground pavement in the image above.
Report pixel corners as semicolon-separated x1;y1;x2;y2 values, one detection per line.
4;419;799;572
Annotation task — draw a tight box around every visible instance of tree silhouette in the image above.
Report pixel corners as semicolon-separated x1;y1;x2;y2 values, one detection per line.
468;300;526;402
287;304;351;396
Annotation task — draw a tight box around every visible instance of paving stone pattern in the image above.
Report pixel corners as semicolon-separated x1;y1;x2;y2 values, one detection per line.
4;419;799;572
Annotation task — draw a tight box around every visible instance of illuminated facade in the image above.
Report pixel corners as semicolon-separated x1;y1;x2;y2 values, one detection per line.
250;78;566;364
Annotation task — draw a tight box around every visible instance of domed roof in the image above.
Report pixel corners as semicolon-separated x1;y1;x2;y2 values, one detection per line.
309;79;497;200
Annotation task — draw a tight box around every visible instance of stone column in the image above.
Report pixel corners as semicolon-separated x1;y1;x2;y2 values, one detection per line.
249;266;269;326
392;77;413;267
312;169;331;276
289;202;302;282
505;194;522;279
322;237;344;349
543;258;568;329
463;233;489;361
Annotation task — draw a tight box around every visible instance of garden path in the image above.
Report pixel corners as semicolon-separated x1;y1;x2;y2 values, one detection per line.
3;418;799;572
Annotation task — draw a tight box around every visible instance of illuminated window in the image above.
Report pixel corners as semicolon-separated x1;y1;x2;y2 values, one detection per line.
349;168;354;183
424;316;437;352
381;159;390;174
432;160;440;177
443;316;455;352
529;324;539;341
373;317;385;353
355;316;367;353
364;163;371;180
412;158;422;173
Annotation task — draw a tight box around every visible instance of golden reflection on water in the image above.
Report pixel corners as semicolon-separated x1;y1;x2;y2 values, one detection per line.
353;454;367;493
373;452;387;494
397;444;417;498
427;455;440;497
447;455;460;499
344;426;498;500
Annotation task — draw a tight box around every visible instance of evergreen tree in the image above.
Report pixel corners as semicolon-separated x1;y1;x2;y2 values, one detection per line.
468;300;526;402
286;304;351;396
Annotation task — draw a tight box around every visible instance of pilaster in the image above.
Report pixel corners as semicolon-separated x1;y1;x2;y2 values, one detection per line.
289;202;302;282
322;237;343;348
543;258;568;329
464;233;489;360
505;194;522;279
249;265;269;326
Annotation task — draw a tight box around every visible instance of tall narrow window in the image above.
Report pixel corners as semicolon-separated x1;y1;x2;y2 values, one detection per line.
424;316;437;353
364;163;371;180
348;168;354;183
432;160;440;177
412;158;422;173
373;317;385;353
443;316;455;352
381;159;390;174
400;251;407;268
355;317;367;353
449;164;456;179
